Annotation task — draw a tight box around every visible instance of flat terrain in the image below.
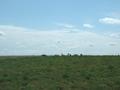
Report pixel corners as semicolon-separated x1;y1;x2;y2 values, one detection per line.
0;56;120;90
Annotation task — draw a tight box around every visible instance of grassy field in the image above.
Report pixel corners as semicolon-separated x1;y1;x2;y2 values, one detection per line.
0;56;120;90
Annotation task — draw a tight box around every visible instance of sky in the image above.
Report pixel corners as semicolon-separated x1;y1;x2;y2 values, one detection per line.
0;0;120;55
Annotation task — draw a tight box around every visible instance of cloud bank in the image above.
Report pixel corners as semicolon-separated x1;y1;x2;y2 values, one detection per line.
0;25;120;55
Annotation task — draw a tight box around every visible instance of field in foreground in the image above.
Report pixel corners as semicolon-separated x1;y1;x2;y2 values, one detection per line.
0;56;120;90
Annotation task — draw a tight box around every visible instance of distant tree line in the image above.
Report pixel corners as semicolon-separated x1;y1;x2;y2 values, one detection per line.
41;53;120;57
41;53;83;57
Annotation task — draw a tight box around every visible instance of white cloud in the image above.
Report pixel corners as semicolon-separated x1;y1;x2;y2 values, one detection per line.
55;23;80;33
110;33;120;39
99;17;120;25
56;23;76;29
83;24;94;28
0;25;28;31
0;25;120;55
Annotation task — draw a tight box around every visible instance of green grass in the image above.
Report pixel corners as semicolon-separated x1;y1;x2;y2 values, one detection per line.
0;56;120;90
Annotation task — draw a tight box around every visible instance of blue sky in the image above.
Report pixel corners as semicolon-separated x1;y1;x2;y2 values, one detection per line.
0;0;120;55
0;0;120;30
